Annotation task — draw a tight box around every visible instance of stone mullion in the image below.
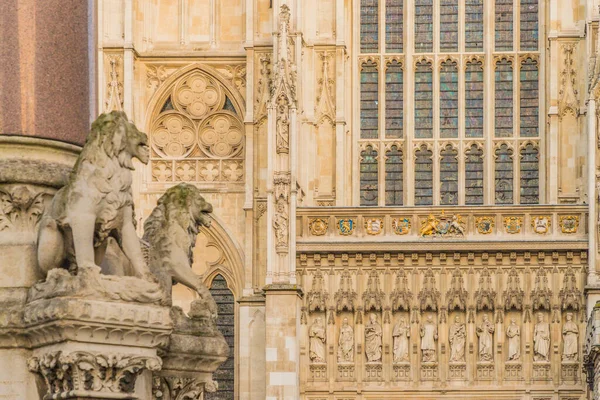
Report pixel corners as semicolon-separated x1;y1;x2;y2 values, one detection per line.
513;60;521;204
379;56;386;207
458;55;466;205
537;0;547;204
484;0;495;205
433;57;440;206
352;1;361;206
335;0;347;205
405;0;415;206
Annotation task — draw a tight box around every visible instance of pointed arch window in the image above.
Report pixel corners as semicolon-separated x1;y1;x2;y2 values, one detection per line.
495;0;513;51
495;58;514;137
206;275;235;400
465;59;484;138
360;60;379;139
386;0;403;52
360;0;379;52
440;0;459;52
465;144;484;205
360;145;379;206
440;144;459;205
520;143;539;204
415;60;433;138
415;0;433;53
520;57;539;137
495;144;514;204
440;59;459;138
385;145;404;205
386;60;403;138
415;146;433;205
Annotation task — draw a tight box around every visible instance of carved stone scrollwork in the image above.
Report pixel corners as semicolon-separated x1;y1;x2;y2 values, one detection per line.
531;268;552;311
362;269;385;312
28;351;162;397
503;266;524;311
334;270;357;312
390;269;412;312
153;376;217;400
446;267;467;311
475;267;496;311
307;269;329;313
560;265;582;311
418;267;440;312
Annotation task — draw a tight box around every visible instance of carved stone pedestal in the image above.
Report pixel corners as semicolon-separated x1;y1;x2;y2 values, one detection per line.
23;296;172;400
152;304;229;400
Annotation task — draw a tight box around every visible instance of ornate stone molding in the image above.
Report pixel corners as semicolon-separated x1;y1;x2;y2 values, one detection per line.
560;265;582;311
559;42;580;117
503;266;524;311
334;270;357;312
153;376;218;400
28;351;161;398
0;185;49;233
531;268;552;311
446;267;467;311
474;267;496;311
418;267;440;312
362;269;385;312
390;269;412;312
307;269;329;312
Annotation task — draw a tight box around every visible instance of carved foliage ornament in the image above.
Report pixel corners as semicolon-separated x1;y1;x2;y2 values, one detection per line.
153;376;217;400
105;55;123;112
28;351;161;396
0;186;47;232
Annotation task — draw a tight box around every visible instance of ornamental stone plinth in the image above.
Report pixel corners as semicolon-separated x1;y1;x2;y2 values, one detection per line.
152;302;229;400
23;295;172;400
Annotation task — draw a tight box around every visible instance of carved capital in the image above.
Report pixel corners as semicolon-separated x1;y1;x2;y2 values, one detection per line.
28;351;162;397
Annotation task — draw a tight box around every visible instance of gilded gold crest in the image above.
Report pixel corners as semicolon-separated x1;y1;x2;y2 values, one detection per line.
531;215;551;234
392;217;411;235
503;217;522;234
364;218;384;235
475;216;495;235
559;215;579;234
309;218;328;236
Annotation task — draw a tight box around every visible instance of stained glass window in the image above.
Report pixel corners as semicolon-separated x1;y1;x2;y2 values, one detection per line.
385;145;403;205
386;0;403;53
520;57;539;137
206;275;235;400
415;0;433;53
495;144;514;204
360;145;379;205
465;0;484;52
415;146;433;205
520;143;539;204
440;59;459;138
440;0;459;52
465;144;484;205
386;60;403;138
465;60;484;137
495;0;513;51
440;145;458;205
520;0;538;51
495;58;513;137
415;60;433;138
360;60;379;139
360;0;379;53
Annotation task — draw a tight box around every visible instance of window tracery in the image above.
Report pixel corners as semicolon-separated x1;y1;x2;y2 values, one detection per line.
356;1;541;205
149;69;244;184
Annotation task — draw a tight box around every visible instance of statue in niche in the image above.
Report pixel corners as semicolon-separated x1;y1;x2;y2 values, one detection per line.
309;317;326;363
420;314;438;362
533;313;550;362
337;317;354;363
506;319;521;361
449;316;466;363
392;317;410;363
365;313;382;363
562;312;579;361
476;314;494;362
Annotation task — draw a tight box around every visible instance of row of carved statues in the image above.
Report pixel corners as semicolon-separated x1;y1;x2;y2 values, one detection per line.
308;312;579;364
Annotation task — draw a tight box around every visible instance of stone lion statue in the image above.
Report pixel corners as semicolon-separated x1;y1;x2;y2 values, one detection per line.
37;111;153;280
143;183;217;318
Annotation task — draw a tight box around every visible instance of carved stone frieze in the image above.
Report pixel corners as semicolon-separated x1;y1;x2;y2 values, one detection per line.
559;42;580;117
419;212;465;238
255;54;271;121
215;64;246;95
362;269;385;312
153;376;217;400
307;269;329;312
418;267;440;311
446;267;468;311
28;351;162;397
334;270;357;312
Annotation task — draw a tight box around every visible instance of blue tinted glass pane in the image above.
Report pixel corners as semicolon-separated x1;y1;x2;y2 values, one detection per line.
465;145;484;205
361;61;379;139
361;0;379;52
415;61;433;138
386;60;403;138
440;60;458;138
520;0;538;51
415;0;433;52
415;147;433;205
360;146;379;205
440;0;459;52
495;0;513;51
385;146;403;205
465;61;484;137
520;58;539;137
386;0;403;52
495;59;513;137
465;0;484;51
520;144;539;204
